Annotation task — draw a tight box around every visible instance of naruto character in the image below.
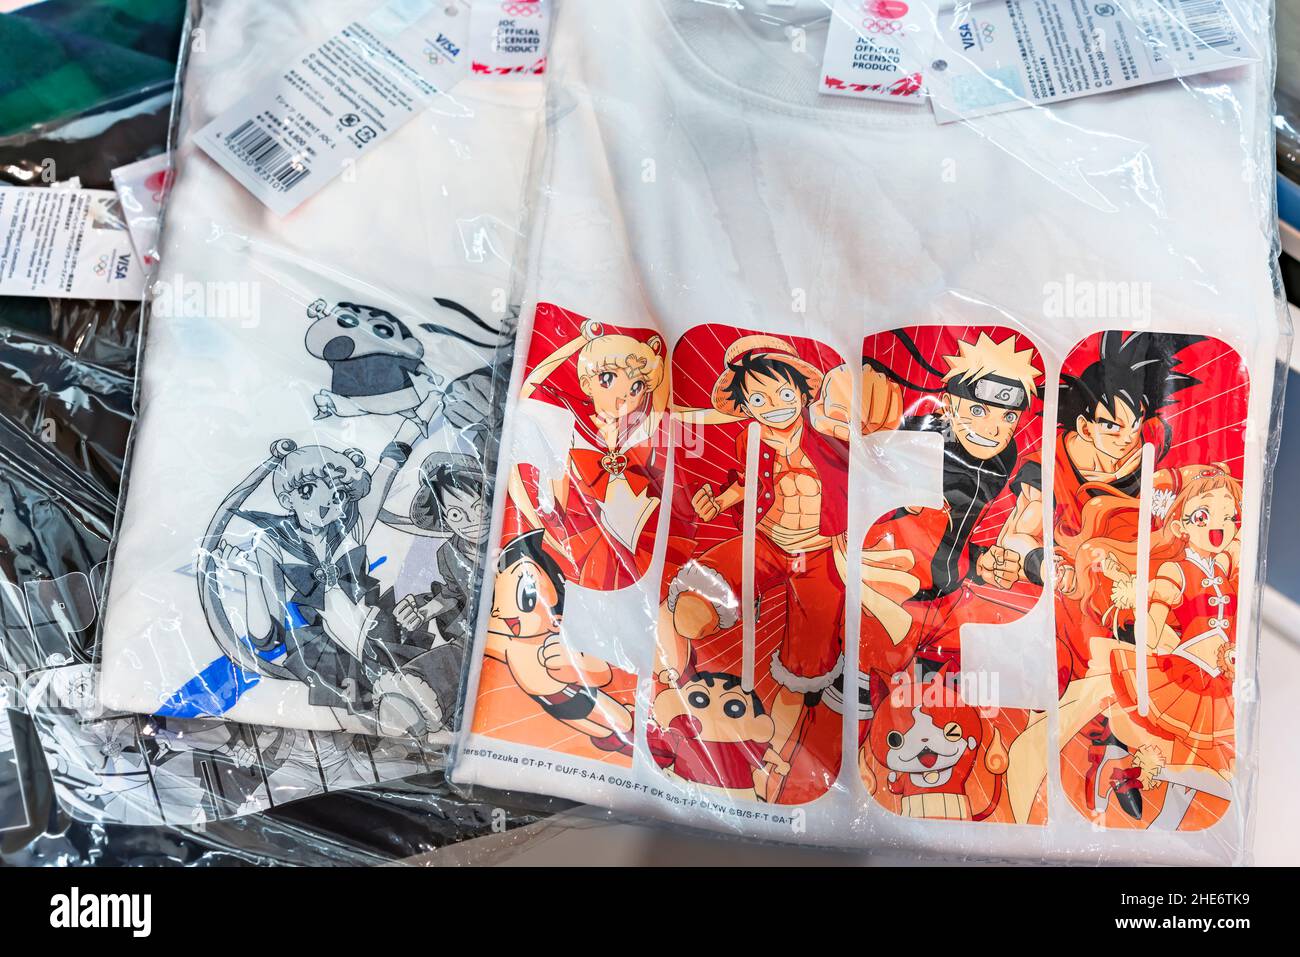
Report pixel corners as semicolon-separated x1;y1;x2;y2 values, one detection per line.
660;336;850;800
829;332;1045;675
305;297;501;434
485;530;634;755
646;671;790;802
205;417;448;738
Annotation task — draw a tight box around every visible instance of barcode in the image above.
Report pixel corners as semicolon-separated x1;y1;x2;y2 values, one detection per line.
1175;0;1237;49
224;120;311;191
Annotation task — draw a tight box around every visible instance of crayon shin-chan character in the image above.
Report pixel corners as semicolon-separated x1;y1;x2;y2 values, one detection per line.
305;297;501;435
486;530;634;754
646;671;789;802
202;418;445;737
1009;466;1242;828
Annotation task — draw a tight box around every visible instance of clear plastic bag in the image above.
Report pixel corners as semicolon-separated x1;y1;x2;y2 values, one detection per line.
451;0;1290;864
1;0;563;864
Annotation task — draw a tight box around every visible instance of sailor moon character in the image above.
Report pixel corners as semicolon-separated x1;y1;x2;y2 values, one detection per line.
485;531;635;754
1008;466;1241;829
867;668;1008;821
305;297;501;433
510;314;670;590
200;419;446;738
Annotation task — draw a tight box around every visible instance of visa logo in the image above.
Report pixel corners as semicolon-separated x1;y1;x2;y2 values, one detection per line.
958;23;976;50
113;253;131;280
435;33;460;58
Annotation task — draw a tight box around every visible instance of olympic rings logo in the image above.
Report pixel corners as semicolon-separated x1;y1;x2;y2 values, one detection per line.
93;254;111;276
860;18;905;35
500;1;541;16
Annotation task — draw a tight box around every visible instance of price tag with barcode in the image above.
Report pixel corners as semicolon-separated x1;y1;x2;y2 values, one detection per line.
922;0;1258;123
194;0;471;216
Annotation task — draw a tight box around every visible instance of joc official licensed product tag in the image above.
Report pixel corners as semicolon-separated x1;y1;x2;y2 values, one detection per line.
925;0;1258;122
819;0;928;102
469;0;549;76
0;187;146;301
194;0;471;216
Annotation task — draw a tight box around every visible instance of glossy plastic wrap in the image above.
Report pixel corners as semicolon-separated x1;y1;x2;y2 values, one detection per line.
450;0;1291;865
2;0;562;864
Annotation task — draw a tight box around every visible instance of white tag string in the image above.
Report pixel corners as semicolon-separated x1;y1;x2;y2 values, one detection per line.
741;422;762;693
1135;442;1156;717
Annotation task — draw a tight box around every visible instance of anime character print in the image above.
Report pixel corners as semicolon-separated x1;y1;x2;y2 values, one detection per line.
835;327;1047;824
305;296;503;437
503;303;674;590
469;303;676;764
1007;333;1249;832
654;328;851;805
192;283;510;739
470;530;637;762
199;411;450;739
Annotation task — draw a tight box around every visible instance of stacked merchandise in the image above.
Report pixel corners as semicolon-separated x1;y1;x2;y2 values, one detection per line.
1;0;556;865
451;0;1287;865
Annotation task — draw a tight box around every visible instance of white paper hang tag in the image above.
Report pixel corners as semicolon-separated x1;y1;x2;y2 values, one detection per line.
819;0;928;102
469;0;550;76
923;0;1259;123
111;153;173;268
0;187;146;301
193;0;472;217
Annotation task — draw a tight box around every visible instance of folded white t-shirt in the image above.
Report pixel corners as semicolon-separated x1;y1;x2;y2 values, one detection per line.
99;0;543;740
452;0;1282;864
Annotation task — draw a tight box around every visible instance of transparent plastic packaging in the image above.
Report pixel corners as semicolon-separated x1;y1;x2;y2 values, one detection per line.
3;0;560;862
451;0;1290;864
97;0;542;748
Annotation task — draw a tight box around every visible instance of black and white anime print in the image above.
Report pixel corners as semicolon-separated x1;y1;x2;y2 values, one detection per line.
304;296;503;437
14;664;431;828
196;294;510;739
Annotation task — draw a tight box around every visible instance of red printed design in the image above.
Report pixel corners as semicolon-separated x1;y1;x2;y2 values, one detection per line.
652;327;850;805
1008;333;1247;831
850;326;1045;824
505;303;671;591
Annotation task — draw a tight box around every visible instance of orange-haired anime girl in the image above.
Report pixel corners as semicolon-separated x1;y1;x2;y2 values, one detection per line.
1009;465;1242;829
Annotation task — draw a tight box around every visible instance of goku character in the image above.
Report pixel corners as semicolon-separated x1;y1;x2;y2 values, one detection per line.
658;336;850;800
1050;332;1201;676
485;530;634;755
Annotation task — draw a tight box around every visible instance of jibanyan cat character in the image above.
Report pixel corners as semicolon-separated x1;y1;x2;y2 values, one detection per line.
867;667;1008;822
